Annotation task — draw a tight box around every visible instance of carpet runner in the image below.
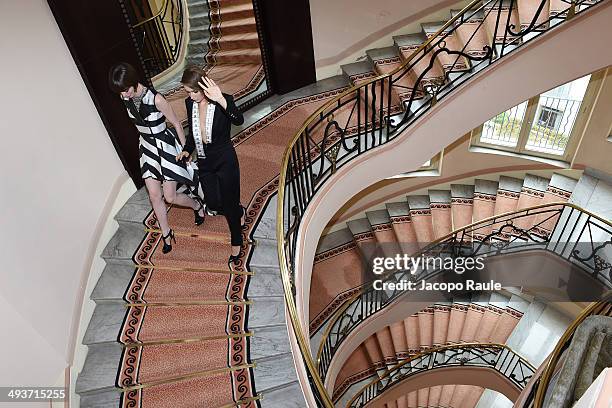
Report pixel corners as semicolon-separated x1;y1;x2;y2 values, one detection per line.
116;86;346;407
165;0;265;124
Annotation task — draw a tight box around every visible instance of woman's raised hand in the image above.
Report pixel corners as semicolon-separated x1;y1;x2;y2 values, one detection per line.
198;76;224;104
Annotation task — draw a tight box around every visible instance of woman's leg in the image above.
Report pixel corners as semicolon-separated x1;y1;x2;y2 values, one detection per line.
217;149;243;255
162;180;204;216
145;178;171;235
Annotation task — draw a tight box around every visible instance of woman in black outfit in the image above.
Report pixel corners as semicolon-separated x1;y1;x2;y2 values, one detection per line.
176;66;245;265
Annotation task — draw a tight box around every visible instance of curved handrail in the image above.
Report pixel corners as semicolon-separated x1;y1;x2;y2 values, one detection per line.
127;0;184;77
316;202;612;386
275;1;606;404
346;343;536;408
532;295;612;407
132;0;174;28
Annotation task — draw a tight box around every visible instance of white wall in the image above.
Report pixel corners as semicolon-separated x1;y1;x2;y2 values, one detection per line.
0;0;125;390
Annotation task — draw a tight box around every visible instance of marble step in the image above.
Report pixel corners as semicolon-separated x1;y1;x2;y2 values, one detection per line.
340;60;376;83
189;26;210;41
260;381;306;407
190;11;210;28
248;266;284;297
114;187;150;228
249;237;280;268
250;296;285;329
250;324;292;360
187;0;209;16
187;37;209;55
75;342;123;395
79;388;121;408
186;52;206;66
90;263;135;303
83;303;127;345
100;226;145;264
253;352;298;393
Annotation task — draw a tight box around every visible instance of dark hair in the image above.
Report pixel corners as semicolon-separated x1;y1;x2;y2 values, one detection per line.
108;62;140;93
181;66;207;92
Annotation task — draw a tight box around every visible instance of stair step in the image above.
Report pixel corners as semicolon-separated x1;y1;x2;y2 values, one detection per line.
366;46;400;62
316;228;354;254
523;173;551;192
260;381;305;407
189;27;210;41
215;32;260;50
340;61;376;83
250;296;285;328
114;188;150;226
91;263;135;302
474;179;499;195
248;267;284;297
216;2;254;20
206;48;262;64
215;17;256;35
79;389;121;408
83;303;127;345
76;342;123;395
393;32;427;48
250;324;291;360
253;352;298;392
188;1;209;16
101;227;144;263
429;189;452;204
386;202;410;217
365;209;391;226
249;237;279;268
190;11;210;27
347;218;373;236
549;172;578;194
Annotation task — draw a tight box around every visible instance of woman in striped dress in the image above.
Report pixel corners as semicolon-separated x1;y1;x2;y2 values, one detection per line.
109;62;205;254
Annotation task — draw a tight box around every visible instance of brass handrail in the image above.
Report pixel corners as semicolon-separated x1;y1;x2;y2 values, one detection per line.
533;296;612;407
315;201;612;366
276;1;485;403
345;342;536;407
132;0;173;28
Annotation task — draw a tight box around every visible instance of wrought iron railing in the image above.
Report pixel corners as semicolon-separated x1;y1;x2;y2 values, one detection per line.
346;343;535;408
126;0;184;78
316;202;612;385
275;1;606;405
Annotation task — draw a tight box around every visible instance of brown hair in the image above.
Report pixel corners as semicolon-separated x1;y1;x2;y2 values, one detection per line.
181;66;207;92
108;62;140;93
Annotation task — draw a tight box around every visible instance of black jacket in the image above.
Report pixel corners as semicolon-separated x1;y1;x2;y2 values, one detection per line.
183;93;244;156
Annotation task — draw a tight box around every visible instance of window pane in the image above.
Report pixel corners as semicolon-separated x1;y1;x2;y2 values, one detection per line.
525;75;591;155
479;101;528;147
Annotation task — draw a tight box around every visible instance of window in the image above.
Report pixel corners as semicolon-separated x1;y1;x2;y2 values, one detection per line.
537;106;562;129
471;75;593;161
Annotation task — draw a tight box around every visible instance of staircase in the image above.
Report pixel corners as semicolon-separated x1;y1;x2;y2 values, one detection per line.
311;172;579;336
332;292;539;406
156;0;264;100
74;188;305;406
335;0;585;114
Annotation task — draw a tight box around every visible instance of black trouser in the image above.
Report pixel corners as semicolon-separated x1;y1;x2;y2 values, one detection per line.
197;147;243;246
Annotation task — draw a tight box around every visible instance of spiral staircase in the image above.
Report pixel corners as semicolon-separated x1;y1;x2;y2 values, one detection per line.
274;0;612;406
72;0;612;406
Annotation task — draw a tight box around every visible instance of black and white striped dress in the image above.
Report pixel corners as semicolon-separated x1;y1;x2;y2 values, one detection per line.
124;87;202;197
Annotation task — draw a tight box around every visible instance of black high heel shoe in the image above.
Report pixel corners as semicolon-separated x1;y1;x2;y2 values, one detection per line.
228;246;241;266
194;201;206;226
161;229;176;254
